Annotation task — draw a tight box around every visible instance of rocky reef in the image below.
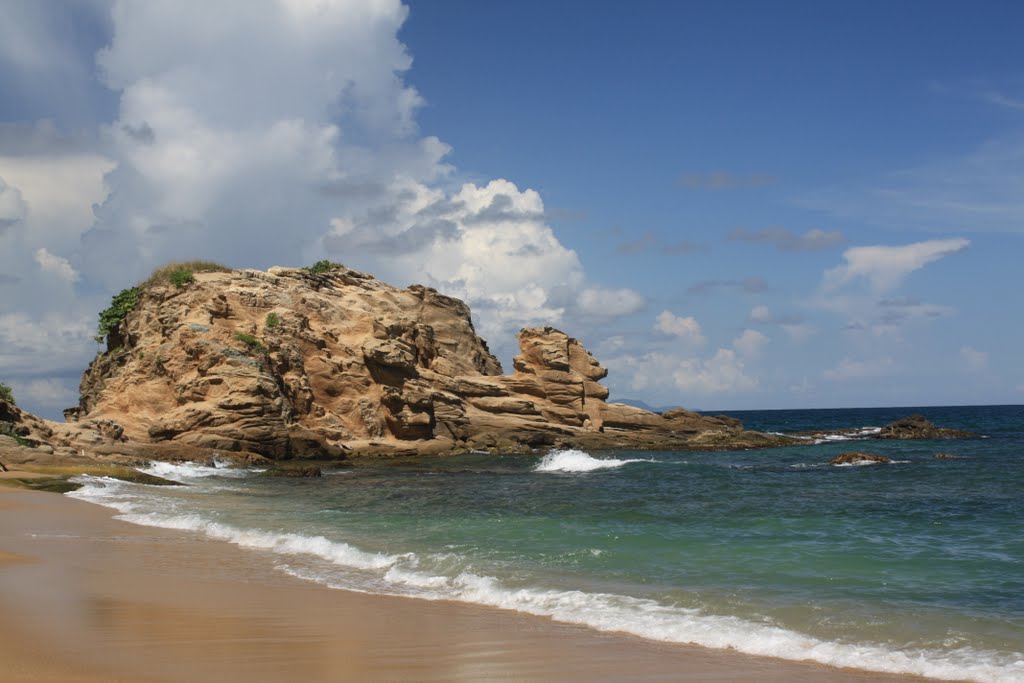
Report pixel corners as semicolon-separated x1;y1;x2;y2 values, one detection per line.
55;264;794;460
829;452;893;466
876;415;976;440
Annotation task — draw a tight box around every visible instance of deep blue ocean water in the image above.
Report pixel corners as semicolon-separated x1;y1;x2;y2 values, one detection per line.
71;405;1024;682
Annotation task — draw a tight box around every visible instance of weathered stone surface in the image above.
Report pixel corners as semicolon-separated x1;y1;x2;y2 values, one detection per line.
877;415;976;440
32;265;803;459
830;452;892;465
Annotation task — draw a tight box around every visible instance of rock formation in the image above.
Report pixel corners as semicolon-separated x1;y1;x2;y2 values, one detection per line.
829;452;892;466
64;265;795;459
877;415;976;440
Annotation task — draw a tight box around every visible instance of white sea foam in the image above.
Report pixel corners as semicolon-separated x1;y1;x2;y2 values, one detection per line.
282;564;1023;683
832;459;912;468
139;460;263;482
534;449;650;473
811;427;883;444
66;475;1023;683
69;476;401;571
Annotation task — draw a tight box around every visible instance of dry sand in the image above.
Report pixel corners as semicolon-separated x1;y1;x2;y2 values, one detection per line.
0;488;933;683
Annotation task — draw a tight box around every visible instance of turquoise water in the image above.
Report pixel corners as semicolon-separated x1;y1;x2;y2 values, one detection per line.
71;405;1024;682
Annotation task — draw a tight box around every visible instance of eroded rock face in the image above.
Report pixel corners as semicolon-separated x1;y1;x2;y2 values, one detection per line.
69;266;795;458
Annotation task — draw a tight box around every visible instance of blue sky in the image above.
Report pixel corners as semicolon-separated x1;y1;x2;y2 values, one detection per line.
0;1;1022;418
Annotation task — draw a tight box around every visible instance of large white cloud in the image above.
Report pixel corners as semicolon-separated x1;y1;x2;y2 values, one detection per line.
80;0;603;345
0;0;647;414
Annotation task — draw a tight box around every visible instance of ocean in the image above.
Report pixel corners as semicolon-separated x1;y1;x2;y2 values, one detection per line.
69;405;1023;682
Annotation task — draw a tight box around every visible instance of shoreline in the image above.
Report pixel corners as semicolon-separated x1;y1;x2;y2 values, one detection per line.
0;488;936;683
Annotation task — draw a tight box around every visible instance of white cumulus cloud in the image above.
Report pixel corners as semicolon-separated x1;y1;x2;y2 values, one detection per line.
0;0;639;384
608;320;766;399
733;329;768;357
655;311;706;346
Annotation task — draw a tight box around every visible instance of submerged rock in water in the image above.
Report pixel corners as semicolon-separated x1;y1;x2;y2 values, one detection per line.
877;415;976;440
264;465;322;478
933;453;963;460
829;452;892;466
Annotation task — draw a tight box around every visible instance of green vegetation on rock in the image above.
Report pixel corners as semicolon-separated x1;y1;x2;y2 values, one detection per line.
142;260;231;289
234;332;268;355
0;381;14;405
95;261;232;343
96;286;141;342
0;422;29;447
265;312;280;329
305;260;343;274
169;269;196;288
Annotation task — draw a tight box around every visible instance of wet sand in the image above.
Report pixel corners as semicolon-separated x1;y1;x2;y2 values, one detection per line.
0;488;933;683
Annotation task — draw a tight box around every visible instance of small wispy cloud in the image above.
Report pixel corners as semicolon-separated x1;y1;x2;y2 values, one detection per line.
748;305;814;341
960;346;988;371
677;171;776;190
874;298;952;326
983;91;1024;111
797;133;1024;234
578;287;646;317
728;227;846;252
615;230;705;255
34;247;80;282
823;356;895;381
688;276;768;295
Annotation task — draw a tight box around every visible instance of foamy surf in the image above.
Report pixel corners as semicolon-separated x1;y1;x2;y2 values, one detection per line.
68;475;404;571
832;459;912;467
283;554;1022;683
534;449;651;473
65;473;1022;683
138;460;264;482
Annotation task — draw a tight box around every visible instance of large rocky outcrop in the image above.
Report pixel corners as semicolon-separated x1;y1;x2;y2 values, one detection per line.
63;265;794;459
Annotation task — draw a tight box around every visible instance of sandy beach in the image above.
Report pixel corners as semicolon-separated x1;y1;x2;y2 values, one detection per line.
0;486;935;683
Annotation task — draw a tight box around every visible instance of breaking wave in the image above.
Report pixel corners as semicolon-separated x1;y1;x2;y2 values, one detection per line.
533;449;651;473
